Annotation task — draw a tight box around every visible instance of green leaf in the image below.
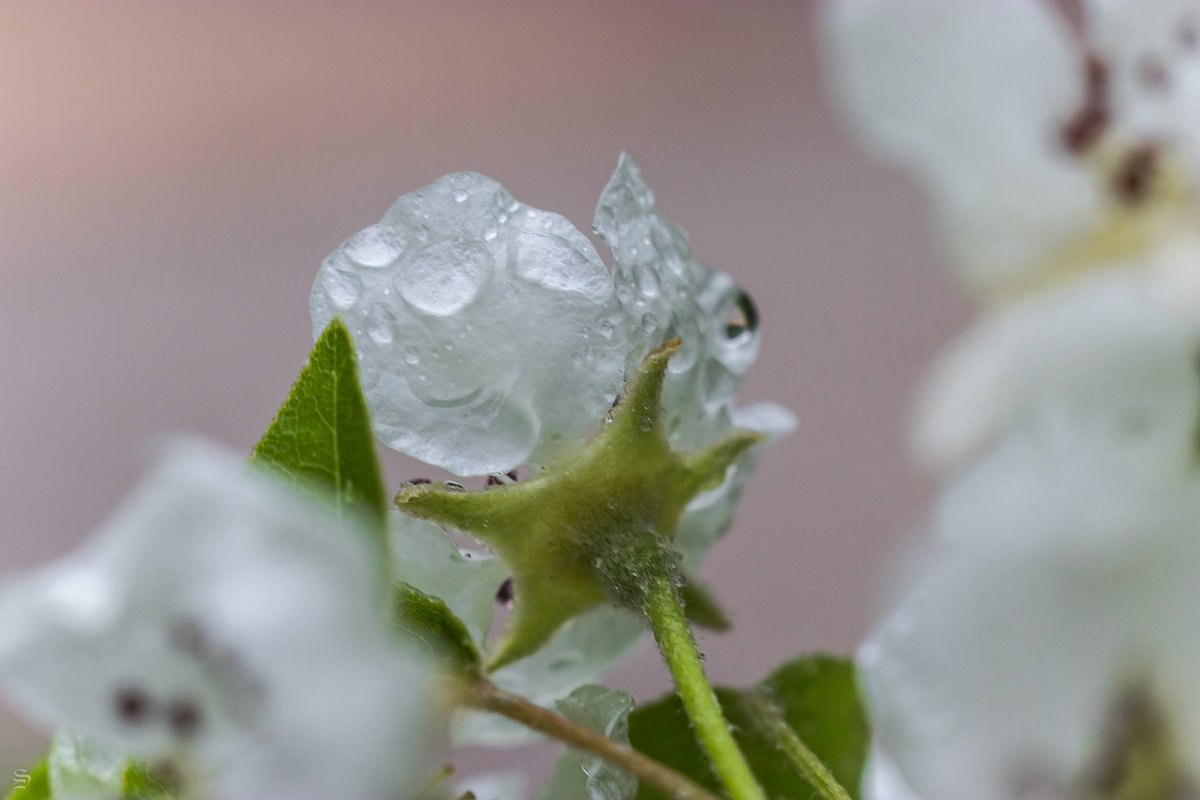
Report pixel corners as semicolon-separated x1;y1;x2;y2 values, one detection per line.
251;318;387;538
678;574;730;632
391;582;482;677
628;654;869;800
3;760;48;800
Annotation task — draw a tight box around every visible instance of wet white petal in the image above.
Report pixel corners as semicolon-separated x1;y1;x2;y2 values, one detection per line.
311;172;629;476
595;153;764;449
675;402;796;570
457;606;646;746
534;686;636;800
823;0;1103;293
390;511;510;647
0;441;434;800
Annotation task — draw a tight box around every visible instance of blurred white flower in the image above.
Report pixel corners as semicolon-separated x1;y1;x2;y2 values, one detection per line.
0;441;434;800
860;421;1200;800
824;0;1200;300
861;264;1200;799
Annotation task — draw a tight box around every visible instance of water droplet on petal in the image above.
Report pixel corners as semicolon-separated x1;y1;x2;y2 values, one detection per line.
343;225;403;268
365;303;396;345
483;227;499;241
633;262;661;298
453;188;469;203
404;347;420;365
723;289;759;344
397;238;493;316
641;313;659;334
322;269;362;310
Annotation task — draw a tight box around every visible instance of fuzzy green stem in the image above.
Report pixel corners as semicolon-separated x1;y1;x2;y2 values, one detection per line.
740;690;853;800
461;678;724;800
644;575;768;800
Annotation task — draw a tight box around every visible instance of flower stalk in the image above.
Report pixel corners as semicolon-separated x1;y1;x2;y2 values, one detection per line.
643;574;768;800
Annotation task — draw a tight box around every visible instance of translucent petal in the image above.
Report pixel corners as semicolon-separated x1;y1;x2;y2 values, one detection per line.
0;441;433;800
454;607;646;746
534;686;636;800
913;263;1200;474
675;402;796;570
823;0;1102;293
390;511;510;647
311;172;629;475
595;153;763;450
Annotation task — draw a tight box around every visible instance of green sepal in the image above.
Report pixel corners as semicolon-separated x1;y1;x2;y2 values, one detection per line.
391;582;483;678
396;340;763;671
627;654;869;800
250;317;388;554
3;760;48;800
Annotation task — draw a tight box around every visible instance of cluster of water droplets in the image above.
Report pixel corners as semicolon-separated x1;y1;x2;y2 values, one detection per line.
311;172;628;476
593;152;763;450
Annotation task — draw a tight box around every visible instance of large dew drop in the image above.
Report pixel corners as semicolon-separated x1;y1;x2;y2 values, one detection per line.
397;238;493;316
343;225;404;268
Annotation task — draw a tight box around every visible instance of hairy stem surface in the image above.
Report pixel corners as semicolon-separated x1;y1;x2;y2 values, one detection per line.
644;575;768;800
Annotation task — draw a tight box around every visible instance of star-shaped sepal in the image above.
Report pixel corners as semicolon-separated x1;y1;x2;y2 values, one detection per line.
395;339;765;671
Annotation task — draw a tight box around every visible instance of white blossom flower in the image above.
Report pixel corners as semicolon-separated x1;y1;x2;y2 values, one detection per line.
311;172;629;476
860;257;1200;800
824;0;1200;301
0;441;435;800
860;422;1200;800
371;157;793;745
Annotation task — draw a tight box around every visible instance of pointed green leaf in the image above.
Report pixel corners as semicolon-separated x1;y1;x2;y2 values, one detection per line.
391;582;482;677
3;760;48;800
628;654;869;800
251;318;387;537
678;574;730;632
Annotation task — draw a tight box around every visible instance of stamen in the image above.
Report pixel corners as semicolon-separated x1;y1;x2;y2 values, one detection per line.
1112;145;1159;205
1062;54;1111;155
166;697;203;739
1137;56;1170;91
496;578;515;606
113;686;152;725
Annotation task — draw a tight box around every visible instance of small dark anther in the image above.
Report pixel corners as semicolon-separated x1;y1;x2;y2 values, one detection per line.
485;470;519;487
166;698;203;739
407;478;432;486
1182;18;1198;51
169;617;207;656
113;686;152;725
1138;56;1170;90
1062;53;1111;155
1113;145;1159;205
496;578;515;606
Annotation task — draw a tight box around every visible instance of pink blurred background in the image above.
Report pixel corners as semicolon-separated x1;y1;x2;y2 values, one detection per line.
0;1;969;786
